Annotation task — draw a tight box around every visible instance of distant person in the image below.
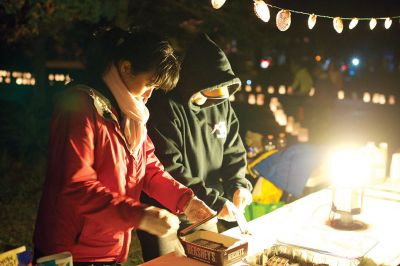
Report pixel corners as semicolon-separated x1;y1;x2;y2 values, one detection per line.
309;64;336;143
313;64;336;106
138;33;253;261
33;27;214;265
328;61;343;92
290;60;313;96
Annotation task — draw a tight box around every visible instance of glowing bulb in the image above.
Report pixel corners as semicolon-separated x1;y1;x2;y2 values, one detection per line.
256;94;265;105
329;148;372;188
308;14;317;29
388;95;396;105
379;95;386;105
309;87;315;96
298;128;308;142
351;57;360;66
269;97;279;112
248;93;256;105
384;17;392;29
285;116;294;133
278;85;286;94
372;93;380;104
253;0;270;23
65;75;72;84
349;18;359;29
276;9;291;31
260;59;270;69
211;0;226;9
363;92;371;103
333;17;343;33
338;90;345;100
369;18;377;30
267;86;274;94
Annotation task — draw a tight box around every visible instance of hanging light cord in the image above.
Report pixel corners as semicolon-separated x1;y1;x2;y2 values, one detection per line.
266;3;400;20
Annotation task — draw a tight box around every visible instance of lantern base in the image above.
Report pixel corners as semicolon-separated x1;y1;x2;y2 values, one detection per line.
328;213;368;231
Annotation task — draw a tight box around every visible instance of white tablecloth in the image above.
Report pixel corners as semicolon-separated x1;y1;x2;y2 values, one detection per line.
141;183;400;266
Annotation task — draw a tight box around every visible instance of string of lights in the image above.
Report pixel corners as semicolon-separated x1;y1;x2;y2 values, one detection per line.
211;0;400;32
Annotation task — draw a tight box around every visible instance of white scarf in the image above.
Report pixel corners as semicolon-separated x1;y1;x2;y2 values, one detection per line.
102;64;149;155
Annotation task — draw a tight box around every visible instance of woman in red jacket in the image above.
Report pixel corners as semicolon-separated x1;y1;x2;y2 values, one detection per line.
33;27;214;265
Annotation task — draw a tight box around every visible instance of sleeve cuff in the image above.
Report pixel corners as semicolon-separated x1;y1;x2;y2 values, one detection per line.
213;196;228;213
176;189;195;214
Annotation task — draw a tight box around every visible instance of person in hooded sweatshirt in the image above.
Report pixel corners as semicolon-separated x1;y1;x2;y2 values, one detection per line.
137;33;253;261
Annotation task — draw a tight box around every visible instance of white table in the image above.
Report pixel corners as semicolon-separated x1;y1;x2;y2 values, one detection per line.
141;181;400;266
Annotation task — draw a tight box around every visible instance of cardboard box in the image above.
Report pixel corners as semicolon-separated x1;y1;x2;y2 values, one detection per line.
0;246;26;266
180;230;248;266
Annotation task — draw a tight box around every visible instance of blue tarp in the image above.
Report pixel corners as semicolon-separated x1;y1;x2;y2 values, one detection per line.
249;144;324;198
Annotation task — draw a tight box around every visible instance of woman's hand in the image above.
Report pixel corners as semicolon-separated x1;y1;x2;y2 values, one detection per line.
184;196;216;223
138;206;180;237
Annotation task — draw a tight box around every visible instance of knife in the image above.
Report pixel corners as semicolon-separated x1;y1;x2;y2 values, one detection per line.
235;210;251;235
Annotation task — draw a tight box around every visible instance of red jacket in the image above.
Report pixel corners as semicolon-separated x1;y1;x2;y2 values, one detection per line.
34;86;193;262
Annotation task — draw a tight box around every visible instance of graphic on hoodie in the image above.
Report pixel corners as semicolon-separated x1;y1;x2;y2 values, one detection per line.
211;121;227;139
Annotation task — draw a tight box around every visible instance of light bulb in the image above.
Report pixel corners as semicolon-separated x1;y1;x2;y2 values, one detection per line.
253;0;270;23
388;95;396;105
211;0;226;9
276;9;291;31
308;14;317;29
333;17;343;33
369;18;377;30
349;18;359;29
248;93;256;105
384;17;392;29
278;85;286;94
363;92;371;103
338;90;345;100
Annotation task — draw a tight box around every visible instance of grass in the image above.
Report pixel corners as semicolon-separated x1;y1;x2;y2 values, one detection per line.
0;149;144;265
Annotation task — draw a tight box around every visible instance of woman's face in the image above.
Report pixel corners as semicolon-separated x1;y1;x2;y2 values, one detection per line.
118;60;156;103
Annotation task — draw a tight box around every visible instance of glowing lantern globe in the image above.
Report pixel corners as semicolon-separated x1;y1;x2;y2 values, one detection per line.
349;18;359;29
276;9;291;31
369;18;377;30
253;0;270;22
333;17;343;33
308;14;317;29
384;17;392;29
211;0;226;9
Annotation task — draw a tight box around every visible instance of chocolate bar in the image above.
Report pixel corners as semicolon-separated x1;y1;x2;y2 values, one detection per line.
191;238;227;251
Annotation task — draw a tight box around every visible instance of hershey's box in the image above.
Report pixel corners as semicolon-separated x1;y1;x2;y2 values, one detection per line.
179;215;248;266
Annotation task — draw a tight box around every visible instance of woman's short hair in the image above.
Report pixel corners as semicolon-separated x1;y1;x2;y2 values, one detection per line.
85;26;180;91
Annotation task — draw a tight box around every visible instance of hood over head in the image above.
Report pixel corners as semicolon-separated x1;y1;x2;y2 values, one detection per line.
174;33;241;109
